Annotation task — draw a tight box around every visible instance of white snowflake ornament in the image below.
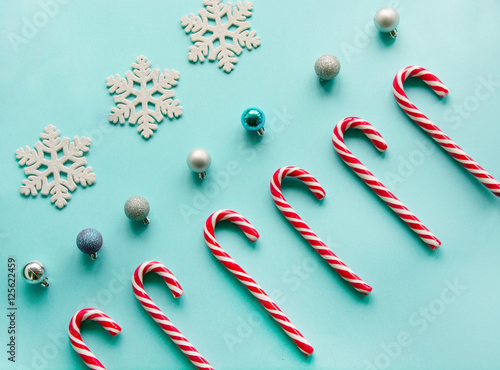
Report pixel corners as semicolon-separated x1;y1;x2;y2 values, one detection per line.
16;125;95;209
181;0;261;73
106;56;182;139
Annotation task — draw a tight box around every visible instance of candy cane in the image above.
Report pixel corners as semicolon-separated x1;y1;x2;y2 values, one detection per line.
333;117;441;249
271;166;372;295
68;308;121;370
204;209;314;356
393;65;500;196
132;261;213;370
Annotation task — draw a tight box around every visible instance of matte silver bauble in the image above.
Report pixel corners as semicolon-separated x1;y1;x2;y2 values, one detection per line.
374;7;399;38
187;148;211;179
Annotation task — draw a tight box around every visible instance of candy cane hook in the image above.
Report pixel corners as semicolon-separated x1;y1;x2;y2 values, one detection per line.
271;166;372;295
204;209;314;356
333;117;441;249
68;308;121;370
132;261;213;370
394;65;500;196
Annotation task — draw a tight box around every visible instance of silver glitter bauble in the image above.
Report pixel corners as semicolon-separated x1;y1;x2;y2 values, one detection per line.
22;260;49;287
124;195;150;225
374;7;399;38
314;54;341;81
187;148;211;180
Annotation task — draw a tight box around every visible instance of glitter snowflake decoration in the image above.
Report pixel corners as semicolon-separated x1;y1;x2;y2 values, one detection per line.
181;0;261;73
15;125;95;209
106;56;182;139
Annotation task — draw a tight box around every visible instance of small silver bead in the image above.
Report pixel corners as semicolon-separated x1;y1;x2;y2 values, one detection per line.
124;196;150;224
187;148;211;179
314;54;341;81
374;7;399;38
22;261;49;287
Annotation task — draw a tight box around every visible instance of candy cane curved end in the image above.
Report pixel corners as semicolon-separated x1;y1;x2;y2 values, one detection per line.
271;166;373;294
332;118;441;250
68;308;122;370
333;117;388;153
205;209;260;243
272;166;326;201
394;66;449;99
204;209;314;356
133;261;183;299
132;261;213;370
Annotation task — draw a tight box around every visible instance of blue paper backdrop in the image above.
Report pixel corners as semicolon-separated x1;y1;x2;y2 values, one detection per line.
1;0;500;369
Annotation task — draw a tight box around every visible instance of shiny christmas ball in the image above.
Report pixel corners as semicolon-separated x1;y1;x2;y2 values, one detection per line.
241;108;266;136
22;260;49;287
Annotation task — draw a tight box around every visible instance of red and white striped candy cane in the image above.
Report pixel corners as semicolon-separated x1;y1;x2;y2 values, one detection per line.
132;261;213;370
333;117;441;250
204;209;314;356
394;65;500;196
68;308;121;370
271;166;372;295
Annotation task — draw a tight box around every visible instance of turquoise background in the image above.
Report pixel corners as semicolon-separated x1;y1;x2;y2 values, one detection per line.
1;0;500;369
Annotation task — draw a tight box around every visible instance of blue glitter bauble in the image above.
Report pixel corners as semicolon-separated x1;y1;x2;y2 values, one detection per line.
76;228;103;254
241;108;265;131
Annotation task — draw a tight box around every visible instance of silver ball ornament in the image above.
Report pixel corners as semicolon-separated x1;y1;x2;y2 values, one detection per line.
314;54;341;81
124;196;150;225
22;260;49;287
187;148;211;180
374;7;399;38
